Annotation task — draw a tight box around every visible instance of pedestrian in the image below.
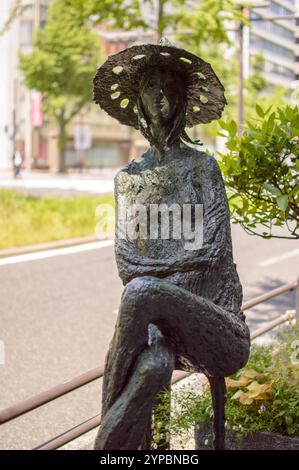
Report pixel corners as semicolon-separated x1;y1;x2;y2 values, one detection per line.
12;150;23;178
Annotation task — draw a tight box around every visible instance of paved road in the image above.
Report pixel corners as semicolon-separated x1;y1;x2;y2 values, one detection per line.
0;225;297;449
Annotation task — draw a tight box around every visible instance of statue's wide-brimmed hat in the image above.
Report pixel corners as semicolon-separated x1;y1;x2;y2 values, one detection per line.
93;41;227;129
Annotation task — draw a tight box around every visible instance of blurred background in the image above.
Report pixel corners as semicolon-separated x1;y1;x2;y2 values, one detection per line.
0;0;298;174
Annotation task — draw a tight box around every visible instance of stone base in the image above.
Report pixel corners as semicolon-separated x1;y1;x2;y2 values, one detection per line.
195;422;299;450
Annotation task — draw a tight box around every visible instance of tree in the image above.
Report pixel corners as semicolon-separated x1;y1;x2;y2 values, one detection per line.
76;0;246;40
217;104;299;240
19;0;100;172
0;0;27;36
175;0;246;48
54;0;248;151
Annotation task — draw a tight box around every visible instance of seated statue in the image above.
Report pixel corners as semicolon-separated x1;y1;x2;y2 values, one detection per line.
92;39;250;450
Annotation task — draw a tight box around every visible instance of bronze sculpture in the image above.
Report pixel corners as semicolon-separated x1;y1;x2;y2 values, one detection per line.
93;39;250;450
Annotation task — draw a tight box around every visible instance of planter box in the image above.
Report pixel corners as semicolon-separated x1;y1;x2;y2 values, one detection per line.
195;422;299;450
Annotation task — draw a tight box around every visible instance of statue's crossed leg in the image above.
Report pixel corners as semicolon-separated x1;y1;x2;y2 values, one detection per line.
95;275;250;450
94;324;174;450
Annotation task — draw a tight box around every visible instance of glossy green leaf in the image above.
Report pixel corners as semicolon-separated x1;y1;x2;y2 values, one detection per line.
277;195;288;211
255;104;264;118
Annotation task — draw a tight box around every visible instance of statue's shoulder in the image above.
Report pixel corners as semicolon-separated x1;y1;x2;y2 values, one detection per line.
114;149;152;182
114;150;152;193
185;147;221;176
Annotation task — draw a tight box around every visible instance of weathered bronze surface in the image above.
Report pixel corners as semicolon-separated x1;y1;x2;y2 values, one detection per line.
93;40;250;450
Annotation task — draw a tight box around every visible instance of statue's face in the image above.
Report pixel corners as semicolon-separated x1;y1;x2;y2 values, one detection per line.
140;69;178;125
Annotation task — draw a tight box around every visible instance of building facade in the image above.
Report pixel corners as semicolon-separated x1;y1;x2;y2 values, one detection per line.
250;0;297;91
0;0;49;170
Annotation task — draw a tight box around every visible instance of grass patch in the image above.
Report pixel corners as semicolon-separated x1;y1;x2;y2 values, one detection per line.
0;189;114;249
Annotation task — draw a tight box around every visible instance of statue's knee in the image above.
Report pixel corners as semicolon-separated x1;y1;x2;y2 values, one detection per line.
122;276;161;306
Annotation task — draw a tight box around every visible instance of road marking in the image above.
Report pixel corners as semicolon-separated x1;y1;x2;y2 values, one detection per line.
0;240;114;266
258;248;299;267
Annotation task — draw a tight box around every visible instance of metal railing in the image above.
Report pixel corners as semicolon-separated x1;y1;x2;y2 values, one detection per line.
0;278;298;450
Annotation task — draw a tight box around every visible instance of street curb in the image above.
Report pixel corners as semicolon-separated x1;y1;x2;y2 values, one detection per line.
0;234;113;259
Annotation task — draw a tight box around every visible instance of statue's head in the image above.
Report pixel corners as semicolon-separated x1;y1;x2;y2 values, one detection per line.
137;67;187;150
139;68;183;122
93;39;227;153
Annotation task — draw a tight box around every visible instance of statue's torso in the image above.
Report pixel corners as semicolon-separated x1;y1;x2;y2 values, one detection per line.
115;144;243;314
117;147;202;260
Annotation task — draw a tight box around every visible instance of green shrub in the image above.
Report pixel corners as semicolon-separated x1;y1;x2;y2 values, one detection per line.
217;104;299;240
0;189;114;248
153;322;299;444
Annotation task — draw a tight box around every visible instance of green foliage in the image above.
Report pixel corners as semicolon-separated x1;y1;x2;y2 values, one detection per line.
62;0;145;30
0;189;114;249
247;53;268;95
176;0;248;50
89;0;248;39
20;1;100;108
153;323;299;444
217;104;299;239
174;3;242;144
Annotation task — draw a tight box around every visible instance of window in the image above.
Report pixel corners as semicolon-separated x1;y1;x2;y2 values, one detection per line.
251;34;294;60
264;60;294;78
269;1;293;15
251;12;295;42
20;20;33;45
40;4;48;20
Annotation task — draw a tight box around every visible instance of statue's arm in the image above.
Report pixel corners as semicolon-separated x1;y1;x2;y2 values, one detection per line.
191;153;233;264
114;156;232;285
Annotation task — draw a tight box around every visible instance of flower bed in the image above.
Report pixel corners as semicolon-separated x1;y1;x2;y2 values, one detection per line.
195;422;299;450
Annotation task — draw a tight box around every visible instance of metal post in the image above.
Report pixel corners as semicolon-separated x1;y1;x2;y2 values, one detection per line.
12;109;17;157
238;15;244;136
12;77;18;160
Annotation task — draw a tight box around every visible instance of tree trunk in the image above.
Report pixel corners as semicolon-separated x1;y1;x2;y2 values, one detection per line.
157;0;165;40
58;119;67;173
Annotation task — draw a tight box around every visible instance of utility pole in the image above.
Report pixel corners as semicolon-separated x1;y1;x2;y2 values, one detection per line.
12;78;18;157
295;0;299;88
157;0;165;41
238;6;251;136
27;0;41;169
238;8;244;136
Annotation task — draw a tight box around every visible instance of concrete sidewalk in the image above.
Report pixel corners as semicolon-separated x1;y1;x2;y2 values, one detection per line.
0;169;118;196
